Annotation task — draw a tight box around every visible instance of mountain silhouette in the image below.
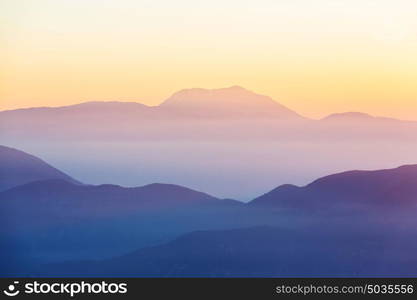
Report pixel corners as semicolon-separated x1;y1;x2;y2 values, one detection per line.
0;145;80;191
250;165;417;210
0;86;304;121
0;179;230;222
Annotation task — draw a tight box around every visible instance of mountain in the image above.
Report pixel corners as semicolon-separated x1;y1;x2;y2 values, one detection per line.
0;86;307;143
38;225;417;277
0;86;304;122
0;145;80;191
0;179;227;223
0;101;151;117
320;112;405;123
1;88;417;199
250;165;417;209
160;86;303;119
0;101;157;139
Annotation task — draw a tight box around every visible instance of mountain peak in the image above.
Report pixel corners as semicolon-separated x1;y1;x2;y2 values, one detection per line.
227;85;246;90
163;86;256;104
160;86;302;119
322;112;374;121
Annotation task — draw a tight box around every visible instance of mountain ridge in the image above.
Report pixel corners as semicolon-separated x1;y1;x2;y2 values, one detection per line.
250;164;417;208
0;145;81;191
1;86;415;122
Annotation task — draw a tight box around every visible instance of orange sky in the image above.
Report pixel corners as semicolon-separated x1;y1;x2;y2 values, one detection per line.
1;0;417;119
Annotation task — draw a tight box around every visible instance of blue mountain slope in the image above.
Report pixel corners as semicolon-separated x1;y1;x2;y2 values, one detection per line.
38;225;417;277
0;145;80;191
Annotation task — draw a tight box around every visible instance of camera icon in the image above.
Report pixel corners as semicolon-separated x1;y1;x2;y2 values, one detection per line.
3;281;20;297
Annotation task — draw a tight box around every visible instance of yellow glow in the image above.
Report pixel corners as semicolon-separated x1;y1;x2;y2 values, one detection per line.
1;0;417;119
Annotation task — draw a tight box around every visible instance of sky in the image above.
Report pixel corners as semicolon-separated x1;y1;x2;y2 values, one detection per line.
1;0;417;119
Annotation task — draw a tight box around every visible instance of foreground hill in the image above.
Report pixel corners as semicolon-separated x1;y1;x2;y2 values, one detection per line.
39;225;417;277
0;145;80;191
31;164;417;277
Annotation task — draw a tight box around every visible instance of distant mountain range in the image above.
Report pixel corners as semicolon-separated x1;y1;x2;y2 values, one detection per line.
0;86;302;120
1;86;414;122
2;86;416;199
0;86;314;144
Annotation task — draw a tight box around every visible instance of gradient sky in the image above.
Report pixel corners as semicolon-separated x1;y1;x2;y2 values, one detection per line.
1;0;417;119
